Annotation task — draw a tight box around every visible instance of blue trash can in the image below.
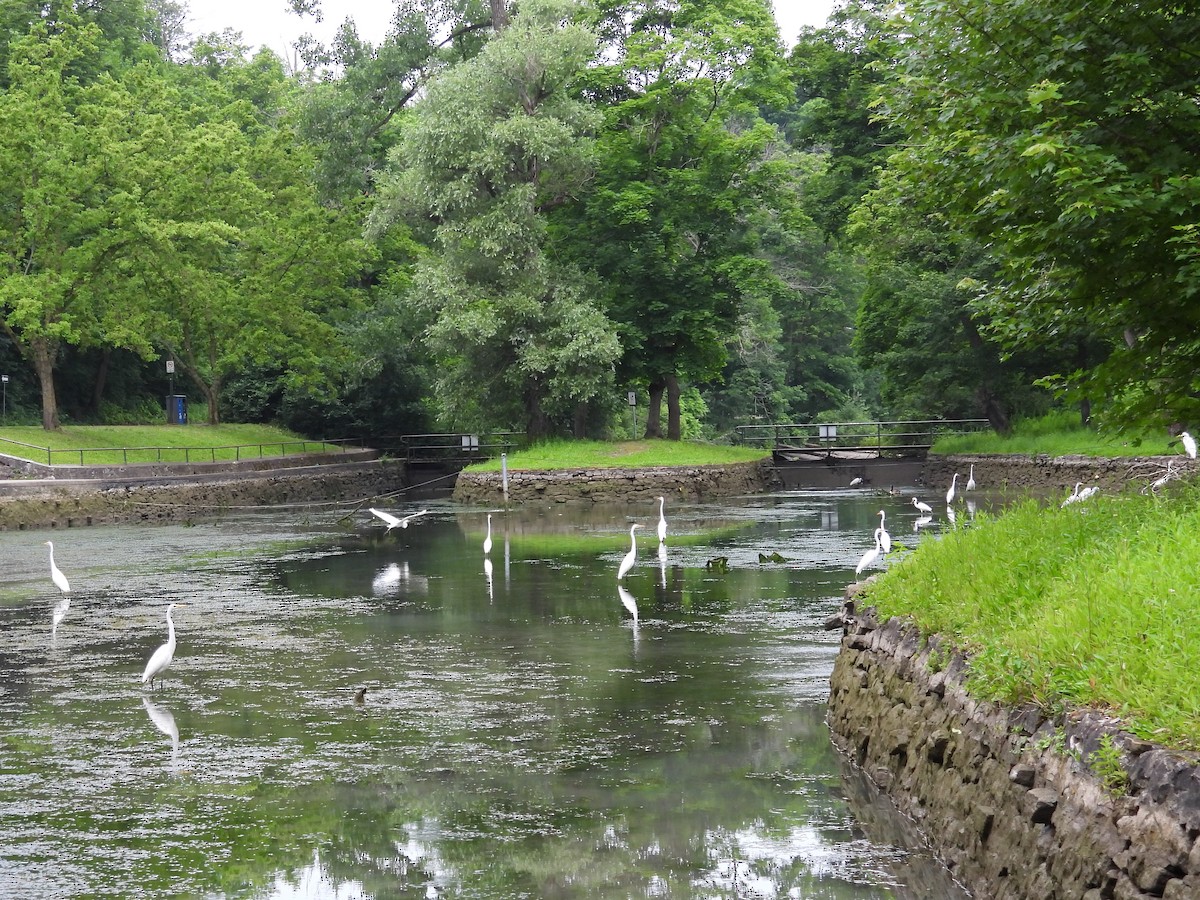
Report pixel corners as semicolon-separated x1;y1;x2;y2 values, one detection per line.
166;394;187;425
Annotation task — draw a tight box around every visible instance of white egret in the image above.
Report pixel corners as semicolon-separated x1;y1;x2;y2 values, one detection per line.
1151;461;1175;492
369;507;428;533
1060;482;1084;507
912;497;933;515
966;464;976;492
141;603;179;690
656;496;667;544
618;585;639;624
849;477;864;487
44;541;70;594
855;531;881;575
483;513;493;555
946;473;959;505
617;523;641;580
1078;485;1100;502
875;510;892;554
1182;431;1197;460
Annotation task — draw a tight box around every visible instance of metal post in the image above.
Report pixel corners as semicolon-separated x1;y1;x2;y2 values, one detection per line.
628;390;637;439
501;452;509;504
1;375;7;424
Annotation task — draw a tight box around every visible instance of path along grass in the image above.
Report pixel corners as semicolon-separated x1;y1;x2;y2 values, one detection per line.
862;485;1200;751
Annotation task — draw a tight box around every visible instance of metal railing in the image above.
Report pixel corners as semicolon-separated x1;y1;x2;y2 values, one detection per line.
734;419;990;454
0;436;361;468
396;431;526;463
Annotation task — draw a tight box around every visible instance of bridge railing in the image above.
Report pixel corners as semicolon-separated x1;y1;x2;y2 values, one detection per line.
734;419;990;455
392;431;526;463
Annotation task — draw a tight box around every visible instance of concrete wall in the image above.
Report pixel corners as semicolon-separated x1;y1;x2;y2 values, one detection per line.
827;599;1200;900
924;453;1179;499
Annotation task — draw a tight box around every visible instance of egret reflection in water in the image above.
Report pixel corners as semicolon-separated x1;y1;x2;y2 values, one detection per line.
142;696;179;767
483;557;493;602
658;541;667;588
618;584;639;625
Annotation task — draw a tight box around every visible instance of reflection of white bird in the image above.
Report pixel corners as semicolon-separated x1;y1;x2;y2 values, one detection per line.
484;557;493;602
51;598;70;634
966;464;976;492
617;523;641;580
946;473;959;505
656;496;667;543
658;541;667;588
142;696;179;755
967;498;977;518
483;513;492;555
44;541;70;594
369;507;428;533
1182;431;1197;460
913;515;933;532
142;603;179;689
855;531;881;575
946;506;957;525
618;585;639;624
875;510;891;554
912;497;933;515
372;563;403;594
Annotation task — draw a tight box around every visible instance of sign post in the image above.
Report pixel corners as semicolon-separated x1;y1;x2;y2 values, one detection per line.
1;375;7;424
628;390;637;439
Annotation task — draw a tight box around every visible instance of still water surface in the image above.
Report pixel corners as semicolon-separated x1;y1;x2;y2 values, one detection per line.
0;491;975;898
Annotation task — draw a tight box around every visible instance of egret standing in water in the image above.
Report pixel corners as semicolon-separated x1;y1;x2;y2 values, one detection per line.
44;541;70;631
946;473;959;505
966;464;976;492
617;523;641;580
44;541;70;594
142;603;179;690
656;496;667;544
483;513;493;555
912;496;933;515
875;510;891;554
855;531;882;576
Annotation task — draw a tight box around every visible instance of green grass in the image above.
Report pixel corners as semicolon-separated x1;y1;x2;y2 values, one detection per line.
0;424;349;466
862;488;1200;750
931;410;1176;457
464;439;768;472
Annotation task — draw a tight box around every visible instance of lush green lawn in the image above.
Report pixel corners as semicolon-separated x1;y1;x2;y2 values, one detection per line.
0;424;349;466
862;486;1200;750
931;411;1178;457
463;438;768;472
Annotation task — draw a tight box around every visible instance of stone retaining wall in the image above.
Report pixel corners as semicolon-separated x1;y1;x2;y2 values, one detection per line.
452;460;774;504
827;599;1200;900
0;460;407;530
924;453;1180;498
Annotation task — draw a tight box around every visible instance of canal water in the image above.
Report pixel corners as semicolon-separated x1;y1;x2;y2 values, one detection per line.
0;490;975;898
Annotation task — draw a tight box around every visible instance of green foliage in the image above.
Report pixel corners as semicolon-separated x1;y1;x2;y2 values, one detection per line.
1090;734;1129;795
464;438;767;472
863;490;1200;750
931;411;1175;457
879;0;1200;432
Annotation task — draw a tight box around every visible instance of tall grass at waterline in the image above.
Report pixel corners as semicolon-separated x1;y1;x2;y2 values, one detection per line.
464;439;768;472
863;490;1200;750
931;410;1176;457
0;424;346;466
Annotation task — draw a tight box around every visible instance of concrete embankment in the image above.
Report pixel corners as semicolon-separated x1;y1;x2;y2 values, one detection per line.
924;453;1177;497
826;599;1200;900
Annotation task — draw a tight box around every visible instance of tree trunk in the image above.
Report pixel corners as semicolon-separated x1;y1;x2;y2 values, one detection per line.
524;385;550;439
89;348;112;419
572;402;588;438
976;386;1011;436
30;338;60;430
644;379;664;439
489;0;509;30
666;373;681;440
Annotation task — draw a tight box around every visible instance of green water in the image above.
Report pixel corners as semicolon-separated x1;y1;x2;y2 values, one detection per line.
0;492;973;898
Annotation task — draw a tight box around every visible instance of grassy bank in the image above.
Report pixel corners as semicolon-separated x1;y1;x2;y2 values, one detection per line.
464;439;768;472
0;424;346;466
932;411;1176;457
863;488;1200;750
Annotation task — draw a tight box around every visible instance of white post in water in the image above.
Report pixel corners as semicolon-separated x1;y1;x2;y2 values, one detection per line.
501;452;509;504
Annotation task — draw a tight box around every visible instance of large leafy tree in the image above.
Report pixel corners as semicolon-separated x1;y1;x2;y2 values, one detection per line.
879;0;1200;430
369;0;619;438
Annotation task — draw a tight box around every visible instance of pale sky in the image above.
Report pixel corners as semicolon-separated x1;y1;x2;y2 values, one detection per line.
185;1;838;59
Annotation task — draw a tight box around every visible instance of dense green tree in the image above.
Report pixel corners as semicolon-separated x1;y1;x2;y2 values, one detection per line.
369;0;619;438
878;0;1199;430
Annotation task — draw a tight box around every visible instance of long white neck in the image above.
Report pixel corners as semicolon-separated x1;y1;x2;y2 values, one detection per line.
166;610;176;648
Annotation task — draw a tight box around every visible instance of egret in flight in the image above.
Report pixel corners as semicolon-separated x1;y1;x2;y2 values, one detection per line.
946;473;959;506
912;497;933;515
966;464;976;492
483;513;493;555
369;508;429;533
656;496;667;544
875;510;891;554
1181;431;1197;460
142;603;179;690
617;523;641;580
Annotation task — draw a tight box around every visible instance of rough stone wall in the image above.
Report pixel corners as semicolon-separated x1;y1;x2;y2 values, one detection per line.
924;454;1182;498
827;601;1200;900
0;460;407;530
452;460;774;504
